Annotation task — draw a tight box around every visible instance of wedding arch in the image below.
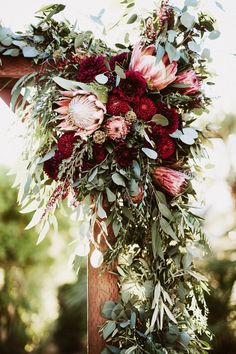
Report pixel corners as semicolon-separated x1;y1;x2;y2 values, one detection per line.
0;1;220;353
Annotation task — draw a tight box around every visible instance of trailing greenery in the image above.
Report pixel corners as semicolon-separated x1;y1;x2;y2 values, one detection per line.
1;1;222;353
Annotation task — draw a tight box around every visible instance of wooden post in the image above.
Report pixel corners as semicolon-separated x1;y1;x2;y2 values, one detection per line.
0;56;119;354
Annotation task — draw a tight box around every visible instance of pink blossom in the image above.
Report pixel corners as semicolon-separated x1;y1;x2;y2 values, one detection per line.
55;90;105;139
174;70;201;95
105;116;130;141
152;167;188;196
130;43;177;91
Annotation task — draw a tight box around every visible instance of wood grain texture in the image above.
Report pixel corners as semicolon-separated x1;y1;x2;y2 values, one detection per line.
0;56;37;78
88;257;118;353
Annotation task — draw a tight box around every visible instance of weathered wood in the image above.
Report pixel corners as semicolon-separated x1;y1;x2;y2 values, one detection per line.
88;254;118;353
0;56;37;78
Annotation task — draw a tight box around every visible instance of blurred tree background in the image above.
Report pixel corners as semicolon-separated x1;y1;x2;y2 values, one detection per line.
0;168;87;354
203;113;236;354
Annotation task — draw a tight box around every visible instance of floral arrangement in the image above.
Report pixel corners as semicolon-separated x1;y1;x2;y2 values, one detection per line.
8;1;221;353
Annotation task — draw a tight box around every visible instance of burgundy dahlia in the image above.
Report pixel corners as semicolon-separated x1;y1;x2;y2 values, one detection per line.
82;144;107;171
113;70;147;103
43;150;63;180
114;142;137;167
133;97;157;121
76;55;107;83
149;103;179;137
57;132;78;158
94;144;107;164
156;135;176;159
107;95;130;116
109;52;128;71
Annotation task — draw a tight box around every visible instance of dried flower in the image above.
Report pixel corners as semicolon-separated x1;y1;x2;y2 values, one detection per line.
93;130;106;144
125;110;137;124
55;90;106;138
130;44;177;91
152;167;188;196
106;116;130;141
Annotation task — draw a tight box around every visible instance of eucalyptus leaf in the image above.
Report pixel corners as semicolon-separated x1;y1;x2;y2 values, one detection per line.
25;208;44;230
95;73;108;84
115;65;126;79
22;46;39;58
38;147;56;164
88;168;98;182
103;321;116;340
37;220;50;244
165;42;179;62
188;41;201;53
209;30;221;40
180;12;195;29
127;14;138;24
112;173;126;187
112;219;122;237
185;0;198;6
130;179;139;196
106;188;116;202
53;76;79;90
3;48;20;56
141;148;158;160
215;1;225;11
155;44;165;63
132;161;141;179
159;203;172;220
160;218;178;241
101;301;116;319
152;114;169;126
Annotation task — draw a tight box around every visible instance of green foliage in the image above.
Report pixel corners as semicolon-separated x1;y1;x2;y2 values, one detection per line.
2;2;219;353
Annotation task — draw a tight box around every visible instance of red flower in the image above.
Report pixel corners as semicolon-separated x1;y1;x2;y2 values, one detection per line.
94;144;107;164
76;55;107;83
149;103;179;137
57;132;78;158
114;142;137;167
156;135;176;159
82;144;107;171
109;52;128;71
113;70;147;103
43;151;63;180
107;95;130;116
133;97;157;121
152;167;188;196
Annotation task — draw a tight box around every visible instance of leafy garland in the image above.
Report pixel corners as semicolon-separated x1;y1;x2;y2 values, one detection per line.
5;1;221;353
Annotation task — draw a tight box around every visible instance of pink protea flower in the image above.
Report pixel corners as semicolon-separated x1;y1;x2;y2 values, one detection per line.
55;90;106;138
152;167;188;196
105;116;130;141
174;70;201;95
130;43;177;91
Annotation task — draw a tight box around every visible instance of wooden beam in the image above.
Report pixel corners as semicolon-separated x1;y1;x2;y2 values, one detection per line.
0;56;37;79
0;54;118;354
